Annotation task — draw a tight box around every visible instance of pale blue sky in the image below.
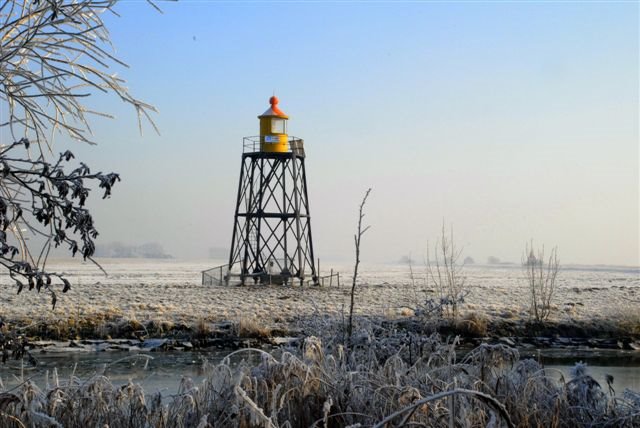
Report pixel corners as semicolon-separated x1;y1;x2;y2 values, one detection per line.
67;1;638;265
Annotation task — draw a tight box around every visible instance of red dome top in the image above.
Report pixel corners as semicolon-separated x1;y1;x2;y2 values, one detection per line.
259;95;288;119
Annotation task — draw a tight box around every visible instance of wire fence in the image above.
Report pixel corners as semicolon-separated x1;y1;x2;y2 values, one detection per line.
202;263;342;287
202;264;227;286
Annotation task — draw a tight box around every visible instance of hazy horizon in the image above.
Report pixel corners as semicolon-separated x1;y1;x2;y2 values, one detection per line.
42;241;639;270
30;2;638;267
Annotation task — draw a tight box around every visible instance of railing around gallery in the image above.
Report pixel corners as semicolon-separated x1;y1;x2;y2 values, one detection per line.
242;136;305;156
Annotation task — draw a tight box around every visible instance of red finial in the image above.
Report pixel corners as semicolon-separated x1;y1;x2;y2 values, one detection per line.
265;95;286;117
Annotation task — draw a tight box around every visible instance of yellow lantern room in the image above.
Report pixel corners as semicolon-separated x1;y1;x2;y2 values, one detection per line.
259;96;289;153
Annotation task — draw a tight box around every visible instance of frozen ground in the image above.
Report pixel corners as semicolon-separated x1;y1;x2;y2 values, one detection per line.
0;258;637;334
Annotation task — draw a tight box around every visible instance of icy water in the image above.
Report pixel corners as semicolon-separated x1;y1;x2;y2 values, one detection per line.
0;349;254;396
544;364;640;393
537;349;640;392
1;349;638;396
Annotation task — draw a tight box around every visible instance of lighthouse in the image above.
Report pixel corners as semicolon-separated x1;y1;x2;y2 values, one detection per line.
223;96;318;285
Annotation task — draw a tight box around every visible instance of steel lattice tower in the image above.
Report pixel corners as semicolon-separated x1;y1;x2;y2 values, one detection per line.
226;97;317;285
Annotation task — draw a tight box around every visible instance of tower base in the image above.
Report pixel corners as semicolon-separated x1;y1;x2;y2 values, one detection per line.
226;141;317;286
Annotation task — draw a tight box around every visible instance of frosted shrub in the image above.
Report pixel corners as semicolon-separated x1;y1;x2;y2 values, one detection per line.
426;224;468;320
523;242;560;322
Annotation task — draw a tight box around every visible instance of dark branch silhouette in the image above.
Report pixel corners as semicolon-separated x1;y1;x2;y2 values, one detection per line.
0;0;158;311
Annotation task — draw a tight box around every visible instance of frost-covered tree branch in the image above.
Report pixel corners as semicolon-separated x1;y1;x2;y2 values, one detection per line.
0;138;120;307
0;0;158;307
0;0;158;146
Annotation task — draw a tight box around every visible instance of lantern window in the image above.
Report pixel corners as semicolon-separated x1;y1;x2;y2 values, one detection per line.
271;118;286;134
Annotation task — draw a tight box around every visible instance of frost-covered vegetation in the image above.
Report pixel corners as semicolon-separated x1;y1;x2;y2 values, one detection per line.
0;261;638;426
523;242;560;322
0;335;638;427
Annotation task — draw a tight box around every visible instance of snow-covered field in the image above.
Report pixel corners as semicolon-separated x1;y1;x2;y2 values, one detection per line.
0;258;637;332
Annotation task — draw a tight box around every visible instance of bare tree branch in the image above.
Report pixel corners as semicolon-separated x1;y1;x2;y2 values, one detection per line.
347;187;371;346
0;0;158;308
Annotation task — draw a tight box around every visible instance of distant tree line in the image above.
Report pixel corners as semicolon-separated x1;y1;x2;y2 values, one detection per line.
400;255;514;265
94;242;172;259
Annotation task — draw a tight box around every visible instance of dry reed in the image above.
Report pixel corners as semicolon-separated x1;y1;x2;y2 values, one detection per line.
0;332;638;427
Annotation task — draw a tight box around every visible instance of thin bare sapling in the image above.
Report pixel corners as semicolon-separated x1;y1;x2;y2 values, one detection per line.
347;188;372;346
